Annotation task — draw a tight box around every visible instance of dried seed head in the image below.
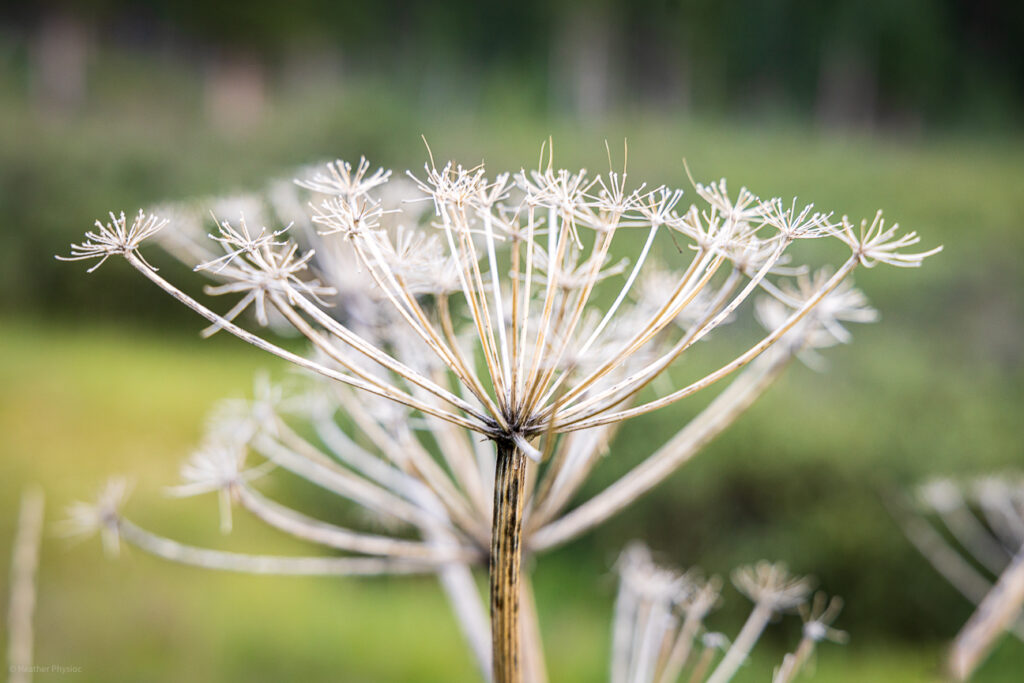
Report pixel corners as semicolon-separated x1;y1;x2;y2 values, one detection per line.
837;210;943;268
195;213;291;273
311;193;389;240
296;156;392;200
756;268;879;363
616;542;692;604
733;561;812;611
757;197;836;240
167;442;261;499
167;441;272;533
408;161;488;214
799;592;848;644
62;478;132;556
57;210;166;272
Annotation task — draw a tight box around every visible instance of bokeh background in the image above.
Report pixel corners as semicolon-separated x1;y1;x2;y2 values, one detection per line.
1;2;1023;681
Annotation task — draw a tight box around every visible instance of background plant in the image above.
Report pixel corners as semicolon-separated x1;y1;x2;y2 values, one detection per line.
896;475;1024;679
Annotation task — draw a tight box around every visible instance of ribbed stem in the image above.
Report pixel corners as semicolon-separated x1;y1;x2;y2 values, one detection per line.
490;440;528;683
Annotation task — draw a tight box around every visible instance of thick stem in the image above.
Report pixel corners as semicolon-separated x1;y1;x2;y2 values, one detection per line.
491;440;528;683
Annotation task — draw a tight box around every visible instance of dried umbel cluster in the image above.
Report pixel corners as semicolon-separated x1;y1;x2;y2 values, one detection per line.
611;544;845;683
897;475;1024;680
62;149;938;682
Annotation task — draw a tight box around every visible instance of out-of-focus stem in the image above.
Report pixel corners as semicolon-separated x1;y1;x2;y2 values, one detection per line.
491;440;528;683
658;607;705;683
7;487;45;683
706;602;773;683
235;484;477;563
891;498;1024;638
687;646;717;683
772;638;815;683
437;559;493;682
520;574;548;683
125;252;489;434
532;350;790;552
950;547;1024;680
116;519;433;575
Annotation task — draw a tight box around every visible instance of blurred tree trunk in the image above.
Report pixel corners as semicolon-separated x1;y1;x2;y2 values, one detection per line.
281;46;344;98
30;10;90;115
550;5;616;121
204;49;267;135
631;20;690;114
815;43;877;130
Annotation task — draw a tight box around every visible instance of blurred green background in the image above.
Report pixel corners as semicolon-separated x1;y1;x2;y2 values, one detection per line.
1;2;1023;681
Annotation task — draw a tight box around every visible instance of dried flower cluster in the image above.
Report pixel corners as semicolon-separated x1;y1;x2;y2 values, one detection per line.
897;474;1024;679
611;544;844;683
62;147;938;682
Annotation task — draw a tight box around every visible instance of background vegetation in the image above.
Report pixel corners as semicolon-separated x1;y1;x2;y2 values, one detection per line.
1;4;1022;681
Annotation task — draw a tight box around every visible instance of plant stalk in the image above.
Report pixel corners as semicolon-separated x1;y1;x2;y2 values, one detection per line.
491;439;528;683
520;574;549;683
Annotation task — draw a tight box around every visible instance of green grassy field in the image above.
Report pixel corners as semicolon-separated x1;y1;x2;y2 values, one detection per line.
2;56;1024;679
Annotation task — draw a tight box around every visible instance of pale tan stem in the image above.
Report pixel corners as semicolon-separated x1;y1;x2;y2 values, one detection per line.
115;519;433;575
438;294;501;415
522;228;618;418
254;434;447;534
658;607;706;683
545;267;740;427
482;209;513;388
457;208;508;403
521;210;573;412
235;484;477;563
934;504;1010;575
320;396;488;545
351;236;468;378
706;603;774;683
520;574;549;683
528;426;617;533
352;237;506;427
556;256;858;431
425;410;492;516
539;247;714;415
438;560;493;681
125;253;488;434
438;206;507;406
531;351;790;552
509;232;522;392
891;500;1024;639
7;487;44;683
950;547;1024;680
772;638;816;683
577;224;659;356
687;646;717;683
515;207;539;407
286;291;488;420
491;440;528;683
